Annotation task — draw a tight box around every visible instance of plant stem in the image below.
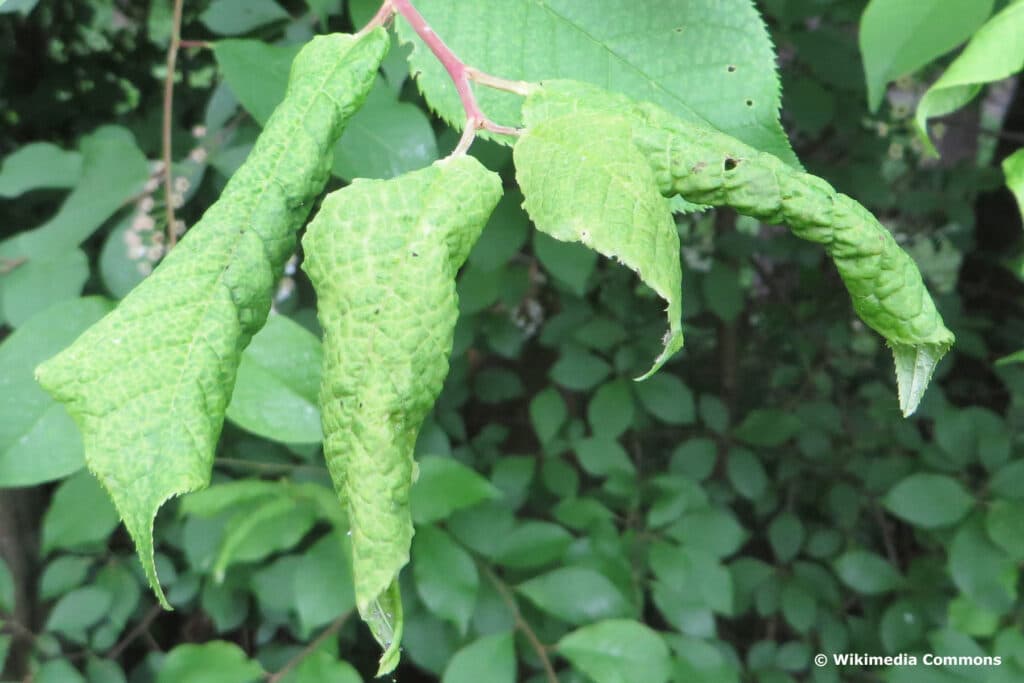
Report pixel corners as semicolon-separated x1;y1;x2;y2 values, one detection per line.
266;612;351;683
481;564;560;683
162;0;185;250
383;0;531;154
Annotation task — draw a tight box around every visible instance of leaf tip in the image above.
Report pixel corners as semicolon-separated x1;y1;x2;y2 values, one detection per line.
890;339;952;417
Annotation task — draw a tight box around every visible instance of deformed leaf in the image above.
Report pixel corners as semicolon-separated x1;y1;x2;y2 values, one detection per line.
302;156;502;673
521;79;953;414
514;110;683;376
35;30;389;607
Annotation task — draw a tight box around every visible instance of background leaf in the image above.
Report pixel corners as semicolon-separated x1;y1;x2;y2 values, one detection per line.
0;297;111;486
226;314;323;444
914;1;1024;154
859;0;995;111
558;619;672;683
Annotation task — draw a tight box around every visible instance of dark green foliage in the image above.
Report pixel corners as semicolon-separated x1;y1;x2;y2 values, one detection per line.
1;1;1022;682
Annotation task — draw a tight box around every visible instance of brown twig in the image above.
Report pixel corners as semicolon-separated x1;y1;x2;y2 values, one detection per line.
162;0;185;250
179;39;211;50
105;604;163;661
266;612;351;683
482;565;559;683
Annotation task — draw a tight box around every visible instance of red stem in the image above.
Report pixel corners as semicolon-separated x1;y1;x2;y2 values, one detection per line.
389;0;521;152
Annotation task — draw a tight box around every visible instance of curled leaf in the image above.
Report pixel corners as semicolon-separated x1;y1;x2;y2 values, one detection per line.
301;156;502;673
34;30;389;606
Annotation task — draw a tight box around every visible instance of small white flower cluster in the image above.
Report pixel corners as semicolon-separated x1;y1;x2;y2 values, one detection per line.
124;127;210;276
273;254;299;307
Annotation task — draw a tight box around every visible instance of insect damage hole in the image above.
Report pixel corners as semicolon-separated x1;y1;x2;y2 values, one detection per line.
727;65;737;73
724;157;740;171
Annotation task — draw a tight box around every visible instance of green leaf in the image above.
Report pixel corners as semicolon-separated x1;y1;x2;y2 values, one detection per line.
1005;148;1024;221
986;500;1024;560
834;550;903;595
949;518;1017;613
0;0;40;16
883;473;974;528
515;112;683;375
41;471;120;555
413;526;478;634
226;314;323;444
768;513;805;564
35;31;389;607
36;661;86;683
575;437;634;477
443;632;516;683
526;79;954;415
587;380;636;439
411;456;501;524
0;297;111;486
0;142;81;198
529;387;567;445
200;0;289;35
39;556;93;601
332;83;439;180
0;559;13;613
634;373;695;425
533;232;598;296
302;156;502;673
213;40;301;126
859;0;995;112
725;447;767;500
495;521;573;570
293;531;356;633
156;642;264;683
0;127;148;327
3;248;89;333
44;585;112;635
915;1;1024;154
468;190;530;272
558;619;672;683
891;342;947;417
397;0;798;165
734;409;801;447
550;345;611;392
279;652;362;683
518;567;631;625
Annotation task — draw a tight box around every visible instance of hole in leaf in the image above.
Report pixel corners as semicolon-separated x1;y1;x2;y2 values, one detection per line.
745;99;754;107
674;27;684;33
724;158;739;171
727;65;736;73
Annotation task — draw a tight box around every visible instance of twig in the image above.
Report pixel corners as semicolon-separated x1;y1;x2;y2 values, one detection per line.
389;0;529;154
179;39;211;50
356;0;396;38
481;565;559;683
214;457;327;475
0;257;27;275
106;604;163;660
162;0;185;250
266;612;351;683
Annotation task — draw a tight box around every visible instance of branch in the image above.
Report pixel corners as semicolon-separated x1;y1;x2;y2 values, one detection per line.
266;612;351;683
105;604;163;660
162;0;185;250
386;0;534;155
481;565;559;683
